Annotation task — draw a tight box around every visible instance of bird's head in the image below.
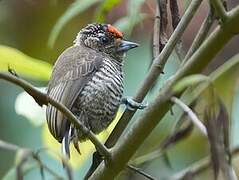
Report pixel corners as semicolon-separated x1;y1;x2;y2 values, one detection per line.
74;23;139;60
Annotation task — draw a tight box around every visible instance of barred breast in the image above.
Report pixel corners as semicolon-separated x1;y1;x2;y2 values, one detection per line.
72;57;124;139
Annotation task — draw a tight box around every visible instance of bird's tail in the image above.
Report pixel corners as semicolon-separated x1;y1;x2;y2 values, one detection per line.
62;126;72;159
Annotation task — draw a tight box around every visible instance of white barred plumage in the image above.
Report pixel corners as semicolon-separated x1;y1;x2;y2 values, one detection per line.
45;23;138;158
72;58;124;139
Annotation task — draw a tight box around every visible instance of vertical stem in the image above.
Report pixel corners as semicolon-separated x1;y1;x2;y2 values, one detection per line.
183;10;215;64
153;2;160;60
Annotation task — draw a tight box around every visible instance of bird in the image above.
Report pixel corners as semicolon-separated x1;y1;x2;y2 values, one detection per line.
46;23;144;158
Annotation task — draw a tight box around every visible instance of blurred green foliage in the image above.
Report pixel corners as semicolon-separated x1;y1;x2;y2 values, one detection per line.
95;0;121;22
48;0;102;48
114;0;147;35
0;45;52;80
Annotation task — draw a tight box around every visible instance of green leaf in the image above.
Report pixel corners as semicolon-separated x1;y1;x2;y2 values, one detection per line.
0;45;52;80
95;0;121;22
48;0;102;48
173;74;209;93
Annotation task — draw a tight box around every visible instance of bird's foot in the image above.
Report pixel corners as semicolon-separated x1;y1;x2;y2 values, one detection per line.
71;126;82;154
121;97;147;111
73;138;81;154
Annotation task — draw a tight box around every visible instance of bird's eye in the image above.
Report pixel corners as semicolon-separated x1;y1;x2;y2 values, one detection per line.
100;36;109;44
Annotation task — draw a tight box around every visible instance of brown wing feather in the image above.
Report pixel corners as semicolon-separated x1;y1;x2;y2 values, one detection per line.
46;45;103;142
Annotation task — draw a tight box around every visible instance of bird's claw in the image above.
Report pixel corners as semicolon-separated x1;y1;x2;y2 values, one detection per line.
121;97;147;111
73;138;81;154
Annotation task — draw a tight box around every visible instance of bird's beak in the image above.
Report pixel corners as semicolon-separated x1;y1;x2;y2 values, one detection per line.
117;40;139;52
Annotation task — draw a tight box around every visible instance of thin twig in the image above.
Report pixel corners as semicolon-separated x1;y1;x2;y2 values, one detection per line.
171;96;207;136
149;1;161;90
158;0;168;52
169;0;180;29
150;0;167;72
0;139;20;152
127;164;156;180
182;9;215;64
103;0;204;151
16;149;32;180
169;0;184;61
152;1;160;61
33;155;64;180
35;148;73;180
0;72;111;161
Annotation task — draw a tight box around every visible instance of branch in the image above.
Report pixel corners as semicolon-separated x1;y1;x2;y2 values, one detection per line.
89;4;239;179
169;0;184;60
0;139;19;152
169;0;180;30
0;73;111;161
170;96;207;136
33;155;64;180
86;1;203;176
158;0;168;52
210;0;228;23
152;1;160;61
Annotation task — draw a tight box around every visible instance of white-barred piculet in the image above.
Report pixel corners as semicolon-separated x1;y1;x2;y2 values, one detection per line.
46;23;143;157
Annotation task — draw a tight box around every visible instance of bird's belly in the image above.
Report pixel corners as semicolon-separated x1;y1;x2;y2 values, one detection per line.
74;71;123;135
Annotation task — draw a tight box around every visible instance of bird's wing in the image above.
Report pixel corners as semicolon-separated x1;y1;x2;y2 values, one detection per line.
46;45;104;142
